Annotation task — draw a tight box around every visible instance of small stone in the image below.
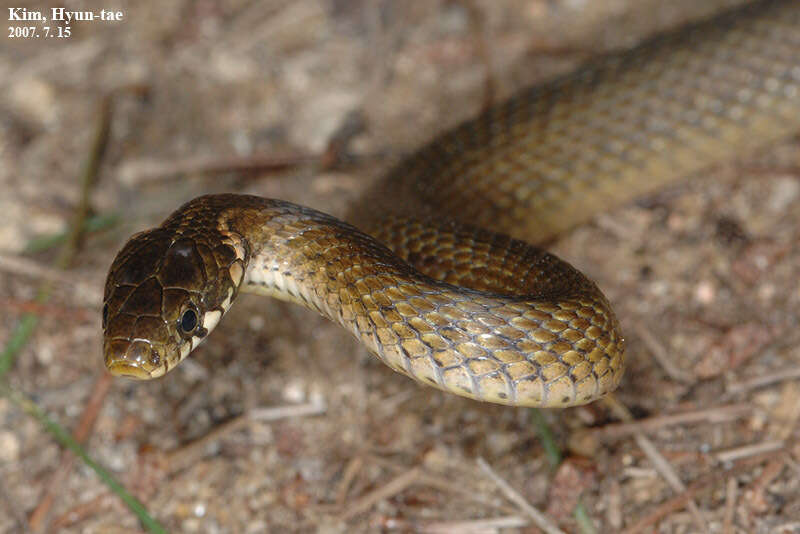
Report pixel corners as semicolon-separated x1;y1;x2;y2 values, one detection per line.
248;314;265;331
0;431;21;462
282;380;306;403
9;77;56;125
567;429;599;457
768;177;800;213
693;280;715;304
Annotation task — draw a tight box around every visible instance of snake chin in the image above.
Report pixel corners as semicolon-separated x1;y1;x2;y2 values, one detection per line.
104;338;169;380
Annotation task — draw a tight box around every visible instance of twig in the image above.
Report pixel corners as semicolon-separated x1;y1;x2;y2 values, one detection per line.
50;494;110;531
335;456;365;506
632;322;695;384
743;458;785;515
369;455;515;513
603;395;709;533
461;0;494;111
0;254;102;306
164;401;326;470
591;403;752;440
785;455;800;478
621;460;755;534
771;381;800;440
606;481;623;530
726;366;800;395
633;435;699;504
28;374;113;532
63;95;112;255
0;254;83;285
722;477;737;534
164;414;248;472
476;457;566;534
419;515;528;533
118;152;315;184
0;298;93;321
714;441;785;464
248;400;326;421
320;109;367;170
338;467;422;521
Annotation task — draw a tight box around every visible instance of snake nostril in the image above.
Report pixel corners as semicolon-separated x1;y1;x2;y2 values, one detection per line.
150;352;160;366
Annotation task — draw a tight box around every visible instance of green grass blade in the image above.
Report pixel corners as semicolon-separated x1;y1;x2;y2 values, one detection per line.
574;500;598;534
23;213;120;254
0;315;39;378
0;383;168;534
530;409;562;469
530;410;598;532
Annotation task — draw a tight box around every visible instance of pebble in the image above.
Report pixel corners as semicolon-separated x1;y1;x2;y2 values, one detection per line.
768;176;800;213
0;431;21;462
9;77;56;125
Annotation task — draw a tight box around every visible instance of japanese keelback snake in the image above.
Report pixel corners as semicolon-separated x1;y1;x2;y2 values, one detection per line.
103;0;800;407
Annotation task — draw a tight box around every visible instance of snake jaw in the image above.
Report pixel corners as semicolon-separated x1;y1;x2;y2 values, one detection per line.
104;338;168;380
104;340;155;380
107;361;153;380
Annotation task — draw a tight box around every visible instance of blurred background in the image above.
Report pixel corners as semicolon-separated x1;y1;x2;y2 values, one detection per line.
2;1;799;532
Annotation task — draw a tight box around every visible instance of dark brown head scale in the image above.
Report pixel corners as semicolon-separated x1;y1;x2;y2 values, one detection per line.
102;217;247;379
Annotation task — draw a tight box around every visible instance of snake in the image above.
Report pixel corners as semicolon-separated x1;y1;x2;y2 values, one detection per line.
103;0;800;407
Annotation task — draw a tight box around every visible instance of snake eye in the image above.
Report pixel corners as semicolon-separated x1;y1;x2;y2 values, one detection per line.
179;308;198;335
102;303;108;329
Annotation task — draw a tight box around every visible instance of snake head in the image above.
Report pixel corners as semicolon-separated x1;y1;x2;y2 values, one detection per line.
102;225;246;379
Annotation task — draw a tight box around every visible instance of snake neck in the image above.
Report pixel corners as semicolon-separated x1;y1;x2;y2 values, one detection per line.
219;195;623;407
228;197;417;322
225;196;607;315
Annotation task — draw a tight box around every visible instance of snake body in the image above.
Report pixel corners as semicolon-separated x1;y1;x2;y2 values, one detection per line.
103;0;800;407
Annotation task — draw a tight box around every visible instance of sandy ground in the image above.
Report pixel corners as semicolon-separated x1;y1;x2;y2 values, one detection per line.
2;1;800;532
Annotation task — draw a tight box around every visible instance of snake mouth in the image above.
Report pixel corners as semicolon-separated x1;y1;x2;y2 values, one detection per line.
106;361;153;380
103;339;162;380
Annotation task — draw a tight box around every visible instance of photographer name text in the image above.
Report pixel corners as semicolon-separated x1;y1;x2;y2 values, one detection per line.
9;7;123;23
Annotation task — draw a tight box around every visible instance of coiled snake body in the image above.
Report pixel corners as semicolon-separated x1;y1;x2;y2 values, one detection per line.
103;1;800;407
